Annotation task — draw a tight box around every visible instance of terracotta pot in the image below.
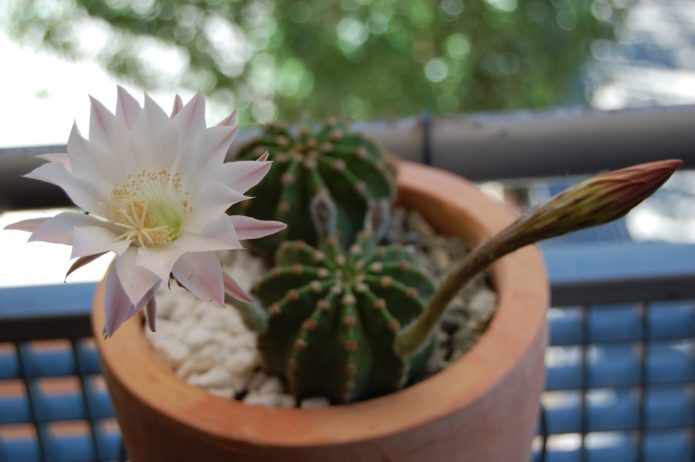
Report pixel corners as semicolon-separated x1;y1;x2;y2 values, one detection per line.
93;161;548;462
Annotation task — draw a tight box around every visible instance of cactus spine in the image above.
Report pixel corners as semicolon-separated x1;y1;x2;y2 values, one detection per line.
252;231;435;403
232;121;395;257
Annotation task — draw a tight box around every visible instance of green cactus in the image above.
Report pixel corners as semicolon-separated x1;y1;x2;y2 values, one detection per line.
232;121;395;257
252;230;436;403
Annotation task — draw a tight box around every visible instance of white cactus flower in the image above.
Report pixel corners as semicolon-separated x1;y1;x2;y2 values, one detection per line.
7;87;285;337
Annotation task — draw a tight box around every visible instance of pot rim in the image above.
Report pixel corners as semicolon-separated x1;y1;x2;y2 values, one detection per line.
92;160;548;448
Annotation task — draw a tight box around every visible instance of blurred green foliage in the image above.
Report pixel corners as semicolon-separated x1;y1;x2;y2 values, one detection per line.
4;0;629;122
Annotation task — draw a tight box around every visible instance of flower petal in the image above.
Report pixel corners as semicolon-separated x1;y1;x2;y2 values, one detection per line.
157;124;182;168
103;263;128;336
217;109;237;128
229;215;286;240
115;248;161;306
28;212;111;245
170;95;183;118
103;262;159;337
5;217;48;233
116;86;142;129
199;125;239;166
71;226;129;259
172;91;206;140
143;94;173;132
186;183;249;230
135;246;185;282
223;272;253;303
65;252;108;280
127;96;180;172
37;153;71;170
25;161;107;214
172;252;224;307
67;123;123;189
132;122;181;173
177;216;242;253
89;95;129;156
102;261;135;338
177;125;238;187
216;160;271;194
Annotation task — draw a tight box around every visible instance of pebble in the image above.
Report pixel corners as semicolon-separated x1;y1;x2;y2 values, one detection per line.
183;325;211;351
151;319;182;339
409;211;436;239
199;309;234;331
276;395;297;408
188;366;234;388
208;387;236;398
150;337;190;369
155;297;176;320
147;208;498;408
243;392;279;407
170;302;193;322
300;397;331;408
223;350;259;376
258;376;284;394
176;353;216;378
469;289;497;319
431;247;451;272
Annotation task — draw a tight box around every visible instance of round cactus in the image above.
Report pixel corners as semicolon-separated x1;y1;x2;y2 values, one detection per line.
252;231;436;403
231;121;395;257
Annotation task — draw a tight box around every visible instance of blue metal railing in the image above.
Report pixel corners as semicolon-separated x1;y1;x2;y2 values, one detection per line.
0;242;693;462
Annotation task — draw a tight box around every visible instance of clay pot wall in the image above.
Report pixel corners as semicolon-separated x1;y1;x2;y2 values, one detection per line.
93;161;548;462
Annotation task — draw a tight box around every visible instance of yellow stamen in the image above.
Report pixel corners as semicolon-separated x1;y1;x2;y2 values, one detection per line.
111;170;190;248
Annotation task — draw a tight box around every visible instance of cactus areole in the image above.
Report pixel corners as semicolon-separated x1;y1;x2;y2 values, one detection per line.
253;231;435;403
232;122;395;257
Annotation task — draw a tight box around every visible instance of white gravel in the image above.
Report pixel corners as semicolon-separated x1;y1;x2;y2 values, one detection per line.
146;251;325;408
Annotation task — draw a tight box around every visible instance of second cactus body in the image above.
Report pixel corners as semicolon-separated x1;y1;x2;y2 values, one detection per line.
232;122;395;257
253;231;435;403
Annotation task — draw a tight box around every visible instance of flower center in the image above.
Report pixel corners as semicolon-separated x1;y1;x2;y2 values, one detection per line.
111;170;190;248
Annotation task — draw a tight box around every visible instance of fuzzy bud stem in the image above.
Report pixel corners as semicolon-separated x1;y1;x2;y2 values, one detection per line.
395;159;682;357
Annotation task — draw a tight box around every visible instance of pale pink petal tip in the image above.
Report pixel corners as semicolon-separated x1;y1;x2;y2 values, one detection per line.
36;153;70;167
4;218;48;233
222;159;272;194
223;272;254;304
116;86;142;127
171;95;184;118
257;151;269;162
218;109;238;127
230;215;286;240
187;91;206;114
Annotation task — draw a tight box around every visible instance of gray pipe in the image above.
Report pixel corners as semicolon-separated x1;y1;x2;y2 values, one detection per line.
1;105;694;209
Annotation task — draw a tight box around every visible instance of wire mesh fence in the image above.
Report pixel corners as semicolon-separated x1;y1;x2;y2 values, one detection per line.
0;283;122;461
539;299;694;462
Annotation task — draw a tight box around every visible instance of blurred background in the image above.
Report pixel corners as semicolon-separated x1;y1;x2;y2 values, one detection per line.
1;0;695;146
